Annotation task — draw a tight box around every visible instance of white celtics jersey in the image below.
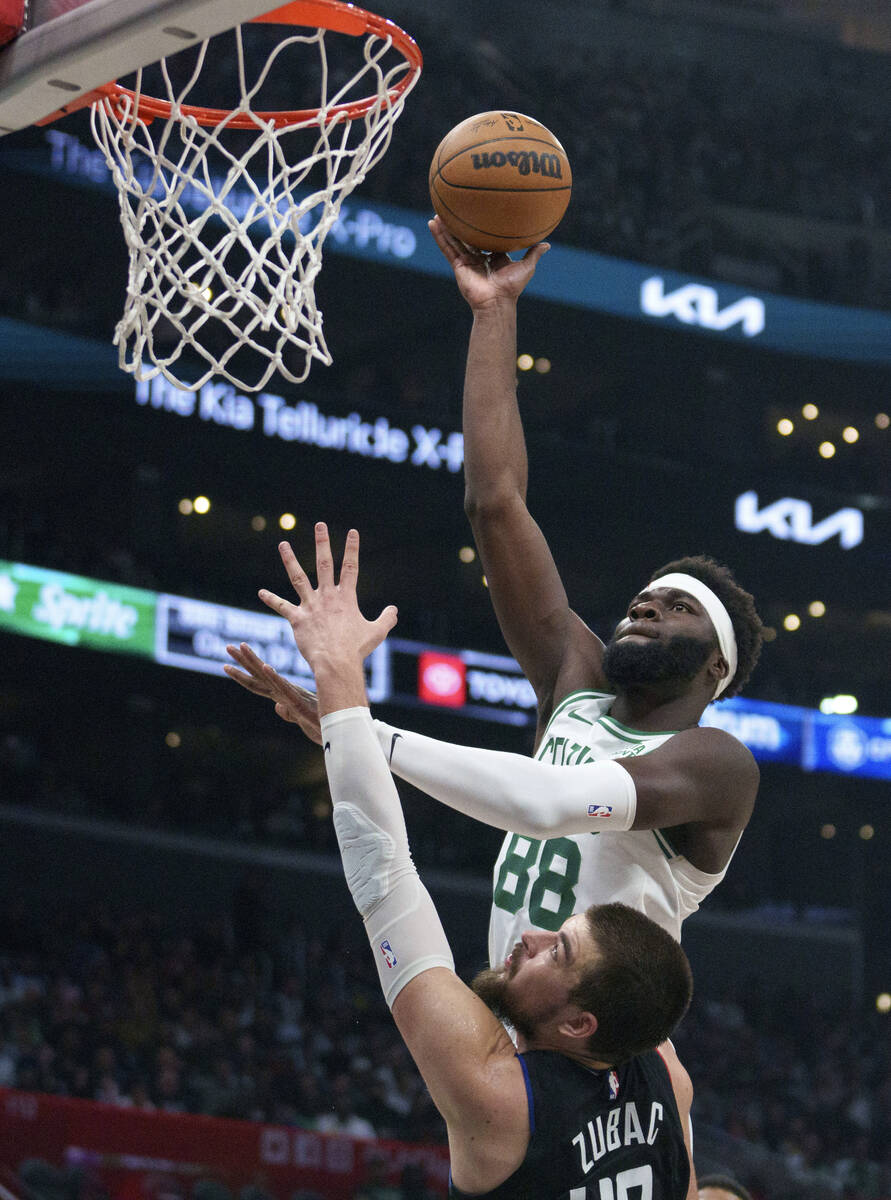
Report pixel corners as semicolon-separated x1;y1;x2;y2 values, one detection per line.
488;690;735;967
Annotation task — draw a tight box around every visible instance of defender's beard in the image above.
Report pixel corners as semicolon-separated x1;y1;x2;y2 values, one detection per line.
471;966;537;1042
602;632;714;689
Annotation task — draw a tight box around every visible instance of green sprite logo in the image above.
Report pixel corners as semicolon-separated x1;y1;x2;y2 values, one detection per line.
0;561;156;653
33;583;140;639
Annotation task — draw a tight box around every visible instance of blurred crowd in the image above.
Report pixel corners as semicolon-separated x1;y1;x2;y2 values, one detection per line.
674;990;891;1198
0;901;443;1144
367;19;891;310
0;724;504;877
0;900;890;1198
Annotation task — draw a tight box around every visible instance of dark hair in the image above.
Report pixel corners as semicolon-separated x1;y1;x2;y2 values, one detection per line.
569;903;693;1065
648;554;763;700
697;1175;754;1200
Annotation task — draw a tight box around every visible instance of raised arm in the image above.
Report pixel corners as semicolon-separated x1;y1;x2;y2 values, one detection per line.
256;526;532;1189
431;218;605;727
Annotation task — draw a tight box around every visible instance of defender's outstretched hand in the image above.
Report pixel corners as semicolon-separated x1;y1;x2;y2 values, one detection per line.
428;214;549;310
224;641;322;745
250;524;397;716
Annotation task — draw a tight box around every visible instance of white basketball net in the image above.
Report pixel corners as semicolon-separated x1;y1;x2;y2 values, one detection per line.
90;22;419;393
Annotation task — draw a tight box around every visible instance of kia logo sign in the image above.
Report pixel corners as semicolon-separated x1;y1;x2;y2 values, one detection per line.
418;652;466;707
641;276;765;337
735;491;864;549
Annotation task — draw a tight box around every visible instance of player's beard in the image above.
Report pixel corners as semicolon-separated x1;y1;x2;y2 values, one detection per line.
471;966;536;1041
602;631;714;689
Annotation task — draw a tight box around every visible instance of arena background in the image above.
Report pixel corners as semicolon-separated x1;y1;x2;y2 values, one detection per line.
0;0;890;1197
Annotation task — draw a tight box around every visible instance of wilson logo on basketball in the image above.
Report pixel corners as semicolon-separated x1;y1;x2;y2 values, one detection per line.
470;150;564;179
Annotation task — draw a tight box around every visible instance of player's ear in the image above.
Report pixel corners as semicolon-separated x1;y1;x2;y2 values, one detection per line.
559;1010;598;1042
708;650;729;687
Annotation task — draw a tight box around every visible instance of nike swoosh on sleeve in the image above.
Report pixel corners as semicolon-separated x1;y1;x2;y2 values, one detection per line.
388;732;403;764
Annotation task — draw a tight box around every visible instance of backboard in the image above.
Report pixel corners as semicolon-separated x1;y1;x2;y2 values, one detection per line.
0;0;423;391
0;0;301;133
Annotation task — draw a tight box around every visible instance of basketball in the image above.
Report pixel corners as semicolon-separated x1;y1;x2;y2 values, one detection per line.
428;110;572;252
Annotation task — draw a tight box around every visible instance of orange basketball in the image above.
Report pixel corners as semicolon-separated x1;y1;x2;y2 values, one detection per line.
429;110;572;252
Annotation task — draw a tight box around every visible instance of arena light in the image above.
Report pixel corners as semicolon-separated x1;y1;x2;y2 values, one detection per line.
777;418;794;436
860;824;875;841
279;513;296;530
193;495;211;514
534;357;551;374
877;993;891;1014
458;546;476;563
251;515;267;531
178;498;193;515
186;281;213;303
877;412;890;430
165;731;181;748
842;426;859;444
802;403;819;420
783;613;801;631
820;823;836;839
820;694;858;715
818;441;836;459
808;600;826;618
517;354;534;371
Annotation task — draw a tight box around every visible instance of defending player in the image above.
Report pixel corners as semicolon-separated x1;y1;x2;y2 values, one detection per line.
256;524;697;1199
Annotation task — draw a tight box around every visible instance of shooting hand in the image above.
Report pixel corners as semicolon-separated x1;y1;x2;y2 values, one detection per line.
428;215;549;311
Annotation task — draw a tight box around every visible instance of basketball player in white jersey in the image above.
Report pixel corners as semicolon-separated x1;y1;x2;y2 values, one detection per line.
225;219;763;967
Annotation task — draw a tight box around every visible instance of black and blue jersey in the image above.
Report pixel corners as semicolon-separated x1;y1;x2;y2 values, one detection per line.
449;1048;689;1200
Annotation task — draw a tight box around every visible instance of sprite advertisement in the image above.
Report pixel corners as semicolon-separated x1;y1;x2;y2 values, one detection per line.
0;560;157;655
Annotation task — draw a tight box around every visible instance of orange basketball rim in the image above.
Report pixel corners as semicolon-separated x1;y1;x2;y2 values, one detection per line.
38;0;423;128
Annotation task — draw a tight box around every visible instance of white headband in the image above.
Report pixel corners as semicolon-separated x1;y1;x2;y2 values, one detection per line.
648;572;738;699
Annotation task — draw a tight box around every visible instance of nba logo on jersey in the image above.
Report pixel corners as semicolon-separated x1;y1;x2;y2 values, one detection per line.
608;1070;620;1100
587;804;613;818
379;940;398;968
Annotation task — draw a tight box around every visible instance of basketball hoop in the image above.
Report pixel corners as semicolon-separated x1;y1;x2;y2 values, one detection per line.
84;0;422;393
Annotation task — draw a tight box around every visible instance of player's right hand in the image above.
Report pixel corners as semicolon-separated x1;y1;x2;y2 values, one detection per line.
428;216;549;310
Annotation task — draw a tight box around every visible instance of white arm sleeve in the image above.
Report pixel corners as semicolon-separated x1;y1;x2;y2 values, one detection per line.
373;720;636;837
320;707;454;1008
